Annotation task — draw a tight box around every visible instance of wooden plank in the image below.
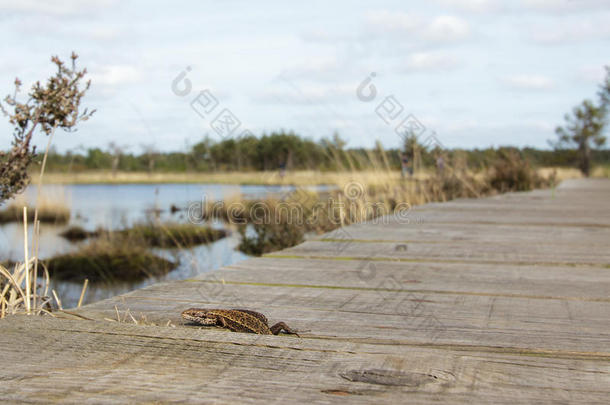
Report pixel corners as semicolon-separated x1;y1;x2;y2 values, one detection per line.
316;222;610;245
276;240;610;266
1;178;609;403
1;316;609;404
75;279;610;354
220;257;610;300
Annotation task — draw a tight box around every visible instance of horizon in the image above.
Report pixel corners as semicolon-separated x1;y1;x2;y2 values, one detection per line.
1;0;609;153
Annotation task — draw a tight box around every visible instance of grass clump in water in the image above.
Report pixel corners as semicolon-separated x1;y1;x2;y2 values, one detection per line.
59;225;101;241
118;223;228;248
0;203;70;224
44;238;176;283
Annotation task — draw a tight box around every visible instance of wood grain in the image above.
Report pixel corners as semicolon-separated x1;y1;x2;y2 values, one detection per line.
1;178;609;403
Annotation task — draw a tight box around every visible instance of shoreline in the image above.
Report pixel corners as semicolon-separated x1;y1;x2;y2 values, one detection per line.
32;167;588;186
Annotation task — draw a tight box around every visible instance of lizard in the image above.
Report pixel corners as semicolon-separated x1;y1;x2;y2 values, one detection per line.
181;308;300;337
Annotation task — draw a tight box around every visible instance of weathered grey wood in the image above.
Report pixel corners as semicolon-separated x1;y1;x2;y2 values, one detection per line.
1;178;609;403
76;280;610;353
1;316;609;404
219;258;610;300
277;239;610;265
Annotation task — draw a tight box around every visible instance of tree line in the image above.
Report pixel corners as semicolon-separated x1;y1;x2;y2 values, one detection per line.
41;132;610;173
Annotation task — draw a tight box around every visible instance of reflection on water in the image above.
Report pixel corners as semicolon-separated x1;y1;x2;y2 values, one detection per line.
0;183;327;308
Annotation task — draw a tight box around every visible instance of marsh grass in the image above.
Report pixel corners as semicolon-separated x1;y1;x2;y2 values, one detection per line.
488;150;547;193
0;193;70;224
592;165;610;178
44;235;177;283
0;208;80;318
236;151;556;256
50;222;227;282
0;258;53;318
59;225;101;241
118;223;228;248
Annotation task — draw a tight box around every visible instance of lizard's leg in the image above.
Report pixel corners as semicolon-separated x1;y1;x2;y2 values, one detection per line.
270;322;300;337
217;315;228;329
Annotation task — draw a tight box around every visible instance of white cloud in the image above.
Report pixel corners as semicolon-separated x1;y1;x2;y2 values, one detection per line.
0;0;118;16
425;15;471;42
403;51;460;72
434;0;502;13
502;74;555;90
89;65;142;86
577;65;608;83
281;56;342;79
365;10;421;33
528;18;610;44
85;26;121;41
254;83;355;105
520;0;609;14
365;11;471;43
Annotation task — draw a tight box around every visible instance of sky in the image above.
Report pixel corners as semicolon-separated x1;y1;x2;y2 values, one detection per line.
1;0;609;153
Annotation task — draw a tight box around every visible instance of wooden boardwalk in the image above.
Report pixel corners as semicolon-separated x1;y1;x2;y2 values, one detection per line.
1;178;609;403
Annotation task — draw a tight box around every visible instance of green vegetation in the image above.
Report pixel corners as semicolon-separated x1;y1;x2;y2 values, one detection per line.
59;225;100;241
235;151;551;256
552;67;609;176
38;133;610;176
0;203;70;224
118;223;227;248
50;222;228;282
59;223;227;247
488;150;548;193
44;242;176;283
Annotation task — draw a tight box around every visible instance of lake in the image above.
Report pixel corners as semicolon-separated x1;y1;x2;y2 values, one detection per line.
0;183;328;308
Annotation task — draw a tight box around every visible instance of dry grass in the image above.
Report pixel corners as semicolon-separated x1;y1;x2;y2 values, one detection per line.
538;167;583;182
105;305;175;327
0;258;53;318
592;165;610;178
38;166;583;186
0;189;70;224
0;208;87;318
44;235;177;283
39;169;431;186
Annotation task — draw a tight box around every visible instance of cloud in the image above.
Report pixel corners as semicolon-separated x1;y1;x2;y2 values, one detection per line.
253;83;355;105
403;51;460;72
502;74;555;90
425;16;471;42
0;0;118;16
365;10;421;33
365;11;471;43
280;56;343;80
89;65;142;86
433;0;502;13
85;26;121;41
520;0;609;14
576;65;608;83
528;17;610;44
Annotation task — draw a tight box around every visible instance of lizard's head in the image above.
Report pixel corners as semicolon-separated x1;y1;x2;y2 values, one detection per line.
181;308;218;325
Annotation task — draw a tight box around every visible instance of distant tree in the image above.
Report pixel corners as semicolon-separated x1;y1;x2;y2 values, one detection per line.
553;67;609;176
0;53;94;204
108;142;128;177
141;143;158;173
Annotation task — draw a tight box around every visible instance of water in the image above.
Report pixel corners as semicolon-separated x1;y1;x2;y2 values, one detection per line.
0;183;329;308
